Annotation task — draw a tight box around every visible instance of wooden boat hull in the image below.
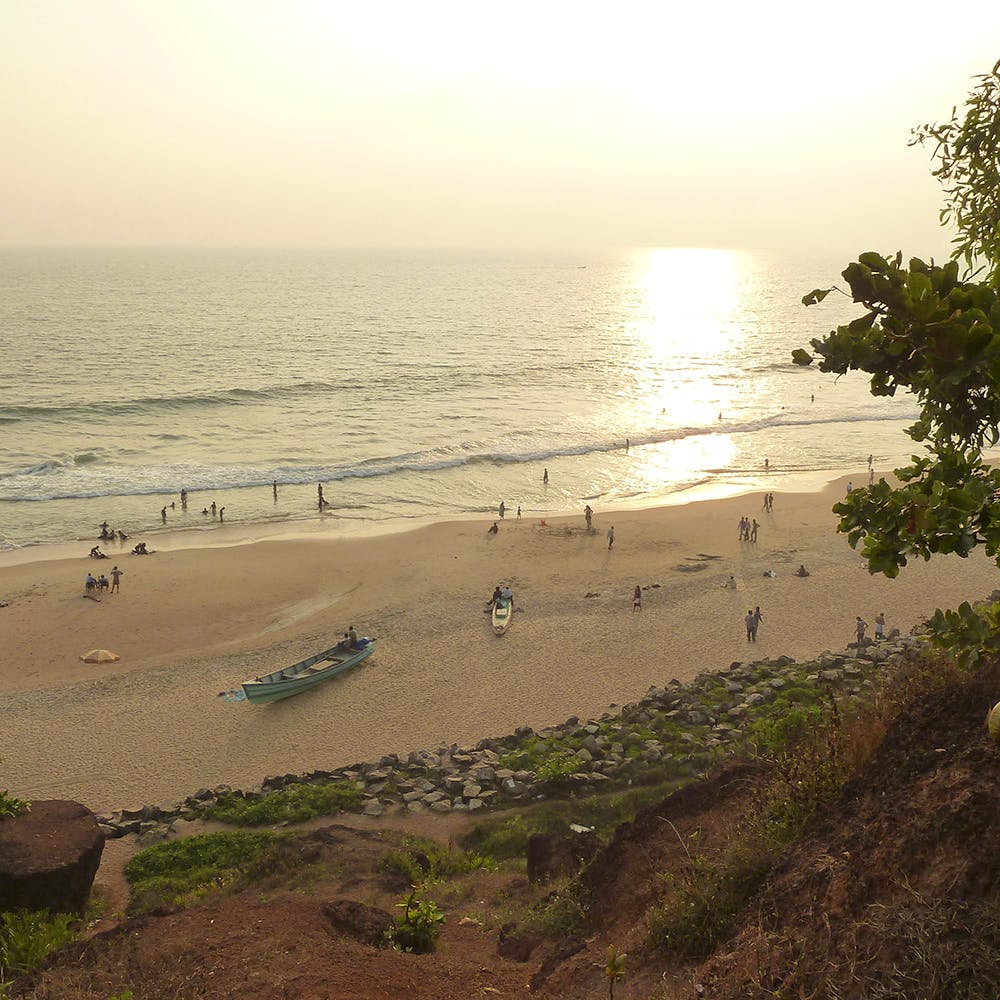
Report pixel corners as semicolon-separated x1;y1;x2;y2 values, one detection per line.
241;639;375;704
492;599;512;635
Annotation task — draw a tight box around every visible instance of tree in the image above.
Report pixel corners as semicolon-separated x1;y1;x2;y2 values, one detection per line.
794;61;1000;667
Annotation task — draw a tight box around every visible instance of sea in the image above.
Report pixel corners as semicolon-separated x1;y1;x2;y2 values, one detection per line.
0;246;921;554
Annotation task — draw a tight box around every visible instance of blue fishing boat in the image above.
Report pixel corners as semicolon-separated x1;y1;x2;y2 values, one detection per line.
241;638;375;704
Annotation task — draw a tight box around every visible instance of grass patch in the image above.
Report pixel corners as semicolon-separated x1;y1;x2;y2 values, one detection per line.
464;779;686;863
0;910;77;997
124;830;287;914
198;780;362;826
378;835;496;887
518;881;587;939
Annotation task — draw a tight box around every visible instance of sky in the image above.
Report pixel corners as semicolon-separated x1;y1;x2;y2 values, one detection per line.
2;0;999;255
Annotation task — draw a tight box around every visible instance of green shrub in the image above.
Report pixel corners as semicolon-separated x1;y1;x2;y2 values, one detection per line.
0;909;76;991
465;815;534;860
199;781;362;826
535;751;579;786
648;846;772;957
0;793;29;821
386;891;445;953
125;830;284;913
378;835;495;887
519;883;586;938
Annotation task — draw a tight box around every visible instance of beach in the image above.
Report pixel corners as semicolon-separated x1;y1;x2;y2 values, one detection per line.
1;475;996;814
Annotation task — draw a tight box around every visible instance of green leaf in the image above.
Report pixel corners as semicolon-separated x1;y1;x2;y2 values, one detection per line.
801;288;831;306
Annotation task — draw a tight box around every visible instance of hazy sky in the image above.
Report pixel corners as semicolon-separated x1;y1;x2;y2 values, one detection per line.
3;1;999;254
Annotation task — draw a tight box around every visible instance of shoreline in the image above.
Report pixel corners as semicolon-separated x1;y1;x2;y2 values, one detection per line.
0;464;852;571
3;471;996;813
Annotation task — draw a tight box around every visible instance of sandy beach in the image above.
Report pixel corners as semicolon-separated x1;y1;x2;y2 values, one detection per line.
1;475;996;813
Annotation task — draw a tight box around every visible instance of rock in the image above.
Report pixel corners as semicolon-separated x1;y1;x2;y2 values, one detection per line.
362;799;384;817
526;830;600;883
322;899;393;946
0;800;105;914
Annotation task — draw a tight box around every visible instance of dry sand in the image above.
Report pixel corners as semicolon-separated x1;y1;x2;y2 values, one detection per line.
1;475;996;813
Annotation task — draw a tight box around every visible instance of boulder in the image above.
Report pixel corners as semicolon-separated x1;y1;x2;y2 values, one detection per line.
0;800;105;914
322;899;393;946
526;830;600;884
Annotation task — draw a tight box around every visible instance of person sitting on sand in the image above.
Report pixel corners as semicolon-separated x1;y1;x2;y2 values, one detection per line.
488;521;498;535
85;573;97;593
722;575;737;589
89;546;103;559
794;564;810;577
98;574;109;592
117;530;128;541
132;542;149;555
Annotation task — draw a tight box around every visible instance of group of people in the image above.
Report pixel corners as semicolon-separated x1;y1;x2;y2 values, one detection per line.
737;515;759;542
488;584;513;609
84;566;123;595
761;493;775;512
496;501;523;521
744;606;764;642
855;613;886;645
98;523;128;543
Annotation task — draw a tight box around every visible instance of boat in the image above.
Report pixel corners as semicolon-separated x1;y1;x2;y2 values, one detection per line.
492;598;513;635
240;638;375;704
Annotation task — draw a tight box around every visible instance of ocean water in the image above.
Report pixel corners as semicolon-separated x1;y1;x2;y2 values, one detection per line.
0;247;920;551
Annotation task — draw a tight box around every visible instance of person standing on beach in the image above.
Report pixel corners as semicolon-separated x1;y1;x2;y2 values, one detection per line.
211;501;217;518
543;468;548;485
745;609;757;642
516;505;521;519
874;612;885;641
110;565;123;593
856;616;868;647
219;507;225;522
607;525;615;550
584;504;593;531
867;454;873;469
273;480;278;501
633;585;641;612
750;519;759;542
160;506;167;524
498;500;505;520
753;606;763;638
